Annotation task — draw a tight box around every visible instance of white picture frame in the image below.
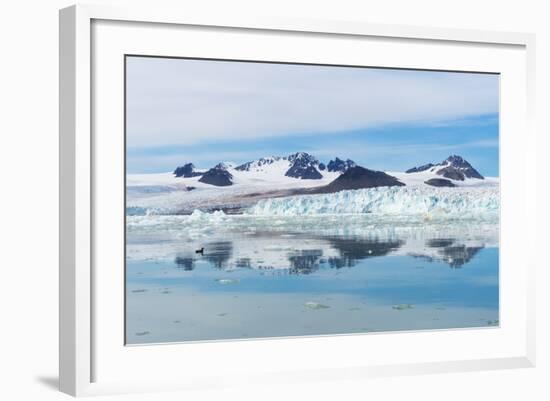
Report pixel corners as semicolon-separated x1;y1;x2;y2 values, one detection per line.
59;4;536;397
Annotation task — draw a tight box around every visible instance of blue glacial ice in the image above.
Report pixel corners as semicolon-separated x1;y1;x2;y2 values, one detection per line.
245;186;499;219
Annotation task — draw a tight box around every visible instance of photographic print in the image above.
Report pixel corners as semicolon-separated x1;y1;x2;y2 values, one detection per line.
125;56;499;344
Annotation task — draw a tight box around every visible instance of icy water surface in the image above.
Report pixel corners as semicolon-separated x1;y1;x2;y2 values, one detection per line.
126;214;499;344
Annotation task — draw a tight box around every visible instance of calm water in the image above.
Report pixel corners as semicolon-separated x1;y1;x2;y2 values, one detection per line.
126;215;499;344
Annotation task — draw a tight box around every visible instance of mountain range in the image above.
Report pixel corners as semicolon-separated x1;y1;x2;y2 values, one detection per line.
174;152;361;186
173;152;485;190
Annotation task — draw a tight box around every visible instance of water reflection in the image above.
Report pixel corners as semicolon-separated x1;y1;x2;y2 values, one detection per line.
174;256;195;271
171;234;485;273
203;241;233;268
235;258;252;269
129;224;498;344
415;238;484;268
288;249;323;275
326;237;403;269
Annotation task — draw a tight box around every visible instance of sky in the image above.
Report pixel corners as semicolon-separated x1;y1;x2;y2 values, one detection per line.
126;56;499;176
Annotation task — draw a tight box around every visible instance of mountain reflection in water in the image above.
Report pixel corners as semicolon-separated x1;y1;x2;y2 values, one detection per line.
128;224;499;343
415;238;484;268
172;233;485;274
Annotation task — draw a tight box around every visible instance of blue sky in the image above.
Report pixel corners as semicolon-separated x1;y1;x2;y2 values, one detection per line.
126;57;499;176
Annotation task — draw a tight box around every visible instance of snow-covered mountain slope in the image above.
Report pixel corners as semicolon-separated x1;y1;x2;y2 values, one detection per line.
406;155;485;181
234;153;358;178
388;171;499;188
126;166;341;214
234;155;325;182
126;172;190;195
235;156;286;172
234;152;328;180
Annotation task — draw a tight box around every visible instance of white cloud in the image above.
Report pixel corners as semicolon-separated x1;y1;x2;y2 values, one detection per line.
126;57;499;148
127;149;270;172
309;139;498;161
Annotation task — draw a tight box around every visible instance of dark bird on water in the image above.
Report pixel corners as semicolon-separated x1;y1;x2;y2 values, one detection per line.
195;247;204;255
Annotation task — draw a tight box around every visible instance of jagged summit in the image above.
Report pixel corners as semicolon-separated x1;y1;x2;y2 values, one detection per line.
327;157;356;173
285;152;322;179
173;163;204;178
437;155;484;180
445;155;470;167
286;151;317;163
406;155;484;181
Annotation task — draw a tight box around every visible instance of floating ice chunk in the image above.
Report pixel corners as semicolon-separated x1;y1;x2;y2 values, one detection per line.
392;304;414;310
215;278;239;285
305;301;330;310
189;209;228;223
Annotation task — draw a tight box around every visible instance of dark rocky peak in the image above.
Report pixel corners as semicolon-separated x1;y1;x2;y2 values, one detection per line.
285;152;322;180
198;165;234;186
173;163;203;178
285;164;322;180
316;166;405;193
327;157;356;173
437;155;484;180
444;155;470;168
406;155;484;180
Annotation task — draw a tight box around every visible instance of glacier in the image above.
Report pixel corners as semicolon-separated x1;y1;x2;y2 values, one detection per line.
125;185;500;269
245;186;499;219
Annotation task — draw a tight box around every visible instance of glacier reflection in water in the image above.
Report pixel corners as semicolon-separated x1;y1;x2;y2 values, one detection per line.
126;214;499;344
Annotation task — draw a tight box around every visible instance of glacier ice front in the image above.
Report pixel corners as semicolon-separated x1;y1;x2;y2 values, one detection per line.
245;186;499;219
